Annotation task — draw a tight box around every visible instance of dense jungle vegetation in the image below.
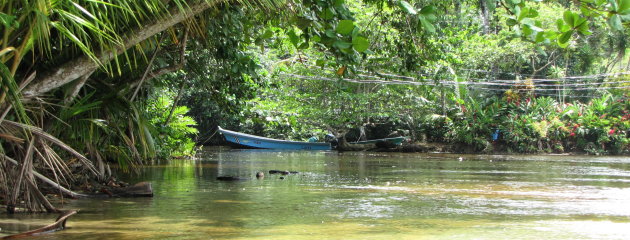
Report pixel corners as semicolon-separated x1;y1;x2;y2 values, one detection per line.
0;0;629;212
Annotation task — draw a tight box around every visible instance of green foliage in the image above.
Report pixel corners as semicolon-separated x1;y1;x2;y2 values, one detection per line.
50;89;159;172
146;93;198;158
447;94;630;154
499;0;629;48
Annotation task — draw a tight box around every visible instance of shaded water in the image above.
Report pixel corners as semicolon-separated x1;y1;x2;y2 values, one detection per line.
2;148;630;239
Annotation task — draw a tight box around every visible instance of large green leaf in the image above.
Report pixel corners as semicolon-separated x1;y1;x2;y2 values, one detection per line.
419;6;437;22
418;17;435;33
556;19;570;32
336;20;355;35
608;14;623;31
260;29;273;39
333;40;352;49
535;31;545;42
397;1;417;15
563;10;576;28
507;18;518;26
485;0;497;13
352;36;369;52
321;8;335;20
287;29;300;47
577;21;591;35
419;5;435;15
558;30;573;45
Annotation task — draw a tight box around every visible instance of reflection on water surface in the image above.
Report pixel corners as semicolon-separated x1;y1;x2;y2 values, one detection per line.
2;148;630;239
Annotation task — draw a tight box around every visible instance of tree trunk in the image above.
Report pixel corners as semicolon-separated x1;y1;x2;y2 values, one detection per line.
164;80;187;126
479;0;490;35
22;1;220;98
64;70;94;105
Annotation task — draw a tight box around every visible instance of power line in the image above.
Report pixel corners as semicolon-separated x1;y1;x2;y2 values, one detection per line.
299;63;630;83
466;86;630;91
279;73;630;90
280;63;630;93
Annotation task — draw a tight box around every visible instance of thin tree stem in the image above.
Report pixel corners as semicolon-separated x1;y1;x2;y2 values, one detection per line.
130;33;167;102
164;79;187;126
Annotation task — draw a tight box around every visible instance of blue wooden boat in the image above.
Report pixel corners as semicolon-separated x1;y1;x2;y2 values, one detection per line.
218;127;332;150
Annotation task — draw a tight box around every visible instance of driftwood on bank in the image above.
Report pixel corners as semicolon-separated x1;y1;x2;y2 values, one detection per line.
1;210;77;239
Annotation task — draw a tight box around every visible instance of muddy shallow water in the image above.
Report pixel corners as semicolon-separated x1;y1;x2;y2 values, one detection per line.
2;148;630;239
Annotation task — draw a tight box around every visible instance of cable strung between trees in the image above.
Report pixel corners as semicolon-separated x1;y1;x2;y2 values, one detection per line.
279;72;630;91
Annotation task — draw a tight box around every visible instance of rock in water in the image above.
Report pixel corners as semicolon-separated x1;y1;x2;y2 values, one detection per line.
269;170;290;175
110;182;153;197
217;176;249;181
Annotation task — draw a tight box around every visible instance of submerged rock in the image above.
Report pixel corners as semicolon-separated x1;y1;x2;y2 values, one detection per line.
269;170;297;175
216;176;249;181
109;182;153;197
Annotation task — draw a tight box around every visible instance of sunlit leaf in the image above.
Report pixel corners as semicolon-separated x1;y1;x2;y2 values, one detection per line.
418;17;435;33
336;20;354;35
333;40;352;49
352;36;369;52
287;29;300;47
558;30;573;45
321;8;334;20
261;30;273;39
397;1;417;15
563;10;576;28
507;18;518;26
608;14;623;31
419;5;435;15
535;31;545;42
577;21;591;35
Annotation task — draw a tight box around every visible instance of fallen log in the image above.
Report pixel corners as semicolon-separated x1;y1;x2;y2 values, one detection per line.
1;210;77;239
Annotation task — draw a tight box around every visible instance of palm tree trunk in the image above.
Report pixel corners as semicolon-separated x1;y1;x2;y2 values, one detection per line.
22;1;220;98
479;0;490;34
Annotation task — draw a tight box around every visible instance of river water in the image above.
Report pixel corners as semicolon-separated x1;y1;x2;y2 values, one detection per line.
2;147;630;239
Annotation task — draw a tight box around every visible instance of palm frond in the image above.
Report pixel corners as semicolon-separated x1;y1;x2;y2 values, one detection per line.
1;120;99;177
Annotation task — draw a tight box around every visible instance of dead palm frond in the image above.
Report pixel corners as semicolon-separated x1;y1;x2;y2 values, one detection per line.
2;120;98;175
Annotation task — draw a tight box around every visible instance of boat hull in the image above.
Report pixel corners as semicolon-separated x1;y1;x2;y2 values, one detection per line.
349;136;406;145
218;127;331;150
